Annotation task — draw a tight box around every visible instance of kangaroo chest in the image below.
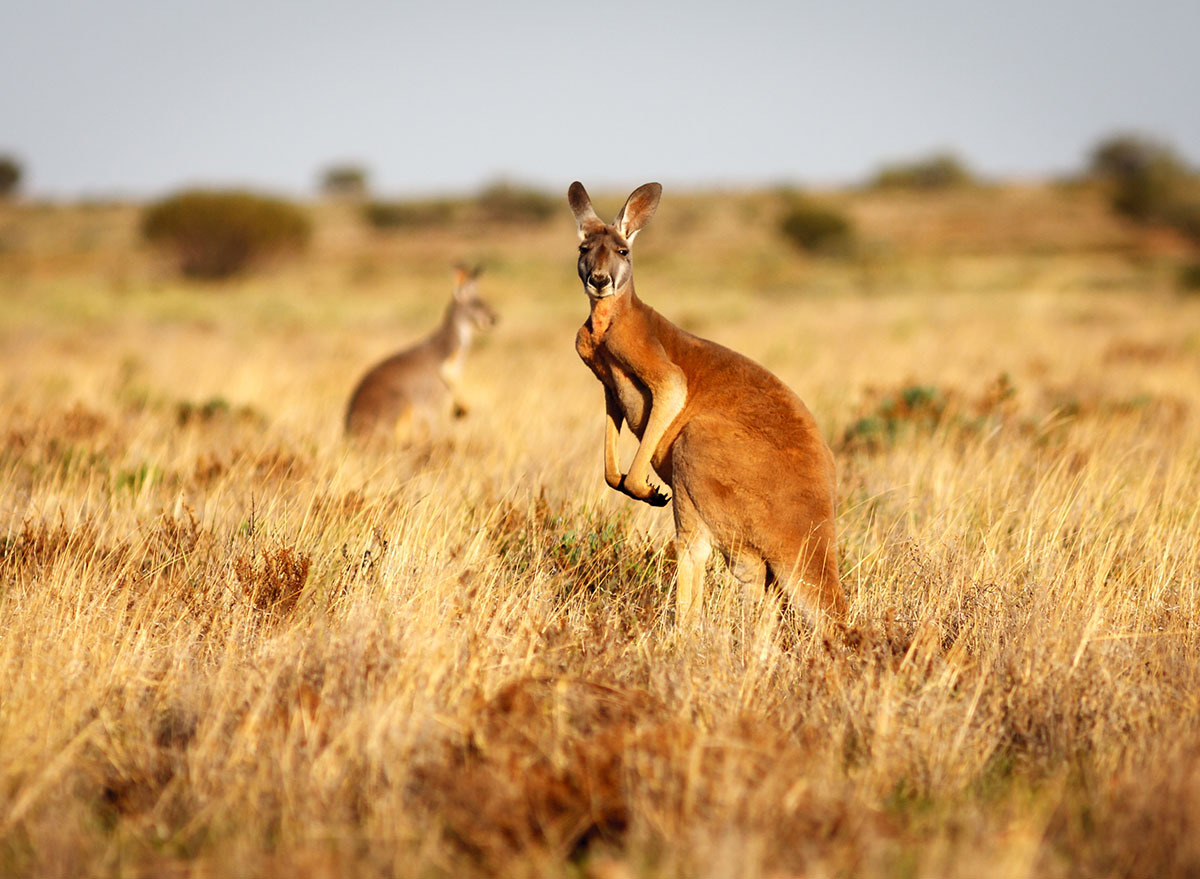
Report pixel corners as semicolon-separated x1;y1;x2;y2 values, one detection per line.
439;346;466;387
576;320;652;436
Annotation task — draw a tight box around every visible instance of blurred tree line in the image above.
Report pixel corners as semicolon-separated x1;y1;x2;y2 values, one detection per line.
9;135;1193;281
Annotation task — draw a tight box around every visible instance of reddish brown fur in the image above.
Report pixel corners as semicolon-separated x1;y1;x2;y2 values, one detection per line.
568;182;845;623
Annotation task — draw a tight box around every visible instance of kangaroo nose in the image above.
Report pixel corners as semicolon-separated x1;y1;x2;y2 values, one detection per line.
589;273;610;288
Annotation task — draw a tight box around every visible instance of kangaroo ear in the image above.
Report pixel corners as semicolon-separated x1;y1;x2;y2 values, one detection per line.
452;264;470;291
568;181;603;239
614;182;661;243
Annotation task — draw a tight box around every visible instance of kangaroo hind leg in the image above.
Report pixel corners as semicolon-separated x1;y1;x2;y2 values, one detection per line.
672;489;712;629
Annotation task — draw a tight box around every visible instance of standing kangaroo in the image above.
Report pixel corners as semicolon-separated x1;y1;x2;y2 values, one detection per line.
568;182;846;623
345;265;497;440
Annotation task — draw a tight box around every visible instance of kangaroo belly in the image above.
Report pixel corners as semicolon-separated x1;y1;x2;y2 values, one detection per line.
610;368;651;436
671;412;835;550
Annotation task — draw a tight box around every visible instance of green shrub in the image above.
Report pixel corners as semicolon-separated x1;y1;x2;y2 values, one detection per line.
475;181;557;223
778;198;855;255
362;199;455;231
1108;155;1188;221
1179;262;1200;292
1162;199;1200;245
0;155;21;199
320;164;369;199
141;190;311;279
1086;134;1200;246
1089;134;1187;184
1087;133;1197;221
871;152;975;190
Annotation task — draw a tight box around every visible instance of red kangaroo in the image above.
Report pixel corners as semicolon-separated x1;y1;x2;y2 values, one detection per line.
568;182;845;624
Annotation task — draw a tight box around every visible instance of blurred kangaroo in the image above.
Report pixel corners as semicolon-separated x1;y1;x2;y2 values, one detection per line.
568;182;846;624
345;265;497;440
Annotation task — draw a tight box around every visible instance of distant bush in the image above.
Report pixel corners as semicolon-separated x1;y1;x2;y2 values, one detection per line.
1161;199;1200;245
142;190;311;279
1107;165;1184;221
1087;134;1200;244
870;152;975;190
362;199;455;231
475;181;557;223
0;155;21;199
778;198;855;256
1179;262;1200;292
320;164;369;199
1088;134;1187;187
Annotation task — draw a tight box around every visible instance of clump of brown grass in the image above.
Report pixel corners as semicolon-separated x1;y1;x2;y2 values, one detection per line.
410;676;642;866
0;515;129;586
234;543;311;616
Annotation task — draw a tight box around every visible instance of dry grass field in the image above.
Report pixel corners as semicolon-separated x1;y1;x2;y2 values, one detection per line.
1;183;1199;877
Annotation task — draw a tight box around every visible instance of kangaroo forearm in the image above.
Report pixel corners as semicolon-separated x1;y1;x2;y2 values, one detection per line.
626;378;686;488
603;389;624;488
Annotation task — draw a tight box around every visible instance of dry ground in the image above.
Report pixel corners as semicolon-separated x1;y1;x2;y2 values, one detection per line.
1;185;1199;877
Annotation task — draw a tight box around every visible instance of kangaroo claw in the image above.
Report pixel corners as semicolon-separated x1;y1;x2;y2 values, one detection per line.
646;486;672;507
617;475;671;506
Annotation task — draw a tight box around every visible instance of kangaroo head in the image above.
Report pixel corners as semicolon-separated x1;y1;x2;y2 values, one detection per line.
449;264;498;334
568;182;661;299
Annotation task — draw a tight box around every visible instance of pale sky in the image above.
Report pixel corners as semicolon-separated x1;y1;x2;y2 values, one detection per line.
2;0;1197;199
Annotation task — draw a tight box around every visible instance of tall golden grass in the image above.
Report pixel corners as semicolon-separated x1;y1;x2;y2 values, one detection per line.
1;185;1198;877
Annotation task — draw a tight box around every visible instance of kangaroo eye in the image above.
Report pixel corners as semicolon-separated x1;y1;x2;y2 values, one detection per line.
579;244;590;253
617;249;629;257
